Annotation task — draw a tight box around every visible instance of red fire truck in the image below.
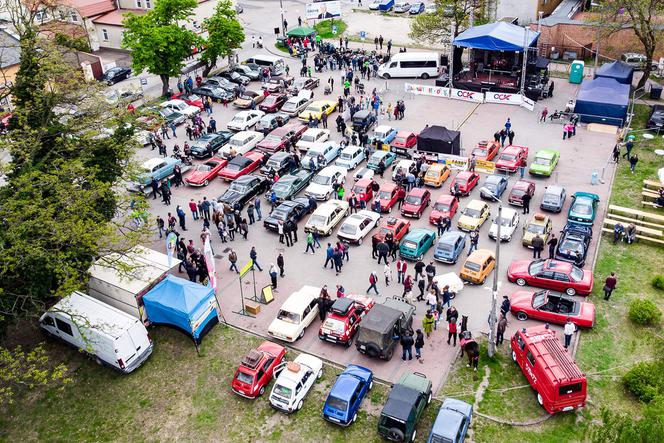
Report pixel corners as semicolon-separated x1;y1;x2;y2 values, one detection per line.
511;325;587;414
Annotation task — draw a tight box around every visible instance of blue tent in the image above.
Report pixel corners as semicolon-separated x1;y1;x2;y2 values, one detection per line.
574;77;630;126
143;275;218;343
594;61;634;85
453;22;540;52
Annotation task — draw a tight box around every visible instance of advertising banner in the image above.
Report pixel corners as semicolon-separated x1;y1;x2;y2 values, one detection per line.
450;88;484;103
439;154;469;170
203;237;216;290
485;92;535;112
405;83;451;98
305;1;341;19
475;160;496;174
521;96;535;111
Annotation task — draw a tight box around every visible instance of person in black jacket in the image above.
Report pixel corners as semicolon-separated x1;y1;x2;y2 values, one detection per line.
377;241;389;264
500;295;510;317
414;329;425;360
400;331;414;361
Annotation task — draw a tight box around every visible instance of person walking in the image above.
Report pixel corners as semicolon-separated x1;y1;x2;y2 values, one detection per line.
176;205;187;231
156;215;165;238
249;246;263;271
496;314;507;345
269;263;278;290
447;314;458;346
324;243;334;268
441;285;451;308
383;262;392;286
417;278;425;301
367;271;379;295
401;273;413;295
254;197;262;221
540;107;548;123
500;295;511;317
396;259;407;284
414;260;425;281
228;249;239;273
425;261;436;290
532;234;544;259
547;233;558;259
422;310;435;338
522;192;531;214
247;202;255;225
305;232;316;254
629;153;639;173
277;253;285;277
333;247;343;275
426;290;438;313
414;329;424;360
604;272;617;300
468;229;479;255
400;331;414;361
563;318;576;349
377;241;389;264
278;221;286;245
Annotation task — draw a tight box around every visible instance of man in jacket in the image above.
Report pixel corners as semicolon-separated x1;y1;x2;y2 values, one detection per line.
425;262;436;290
532;234;544;259
400;331;414;361
376;241;390;264
277;253;285;277
547;233;558;259
414;260;425;281
499;295;510;317
249;246;263;271
396;259;407;283
324;243;334;269
228;249;239;273
496;314;507;345
367;271;379;295
563;317;576;349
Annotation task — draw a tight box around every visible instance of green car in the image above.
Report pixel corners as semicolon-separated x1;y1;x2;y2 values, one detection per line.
399;228;436;261
529;149;560;176
367;150;397;171
377;372;432;442
270;168;314;203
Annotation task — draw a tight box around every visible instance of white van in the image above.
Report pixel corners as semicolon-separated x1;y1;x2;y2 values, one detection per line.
244;54;286;75
378;51;441;79
40;292;153;373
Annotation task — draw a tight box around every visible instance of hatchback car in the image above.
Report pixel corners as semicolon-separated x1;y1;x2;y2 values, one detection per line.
305;165;347;201
480;175;508;200
488;207;520;242
378;182;402;212
471;140;501;161
367;150;397;171
102;66;131;85
522;213;553;248
390;131;417;156
232;341;286;398
507;259;594;296
460;249;496;284
399;228;436;261
567;192;600;226
259;93;288;113
268;286;320;342
349;178;376;205
323;364;373;426
508;179;536;207
409;1;425;14
540;185;567;213
296;128;330;152
449;171;480;196
319;295;376;346
529;149;560;176
457;200;490;232
427;399;473;443
269;353;323;413
433;231;466;264
423;163;450;187
429;195;459;225
335;145;365;170
555;223;592;267
373;216;410;243
301;141;341;170
370;125;398;145
401;188;431;218
495;145;529;172
509;290;595;328
393;2;411;12
337;210;381;244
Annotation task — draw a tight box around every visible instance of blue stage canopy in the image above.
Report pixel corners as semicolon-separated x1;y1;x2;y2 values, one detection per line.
574;77;630;126
594;60;634;85
453;22;540;52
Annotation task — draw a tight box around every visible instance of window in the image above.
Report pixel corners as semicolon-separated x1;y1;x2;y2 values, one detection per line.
146;0;151;7
69;11;78;22
399;60;437;68
136;0;143;7
554;272;570;282
55;318;73;336
256;369;265;381
559;382;583;396
102;28;109;41
526;351;536;367
516;334;525;350
263;358;274;372
42;316;55;327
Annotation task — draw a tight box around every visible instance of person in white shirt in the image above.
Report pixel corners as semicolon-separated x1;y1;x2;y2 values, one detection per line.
383;262;392;286
426;290;438;314
563;318;576;350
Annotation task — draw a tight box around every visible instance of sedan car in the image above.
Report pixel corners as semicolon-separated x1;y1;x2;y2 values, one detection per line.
353;167;375;182
555;223;592;267
217;174;270;208
259;93;289;113
390;131;417;156
203;76;239;93
271;169;315;203
269;353;323;413
540;185;567;213
507;259;594;296
337;210;381;244
219;70;250;85
289;77;320;94
433;231;466;264
102;66;131;85
393;2;411;13
227;110;265;131
507;179;536;207
298;100;337;122
471;140;501;161
263;197;311;232
158;107;185;125
255;113;290;134
480;175;508;200
192;85;235;103
457;199;490;232
233;90;266;109
449;171;480;196
529;149;560;176
232;341;287;399
189;131;232;158
184;157;228;186
233;64;260;80
323;364;373;426
509;290;595;328
401;187;431;219
256;122;306;154
488;207;520;242
262;76;293;93
522;213;553;248
218;151;265;181
304;200;350;236
170;92;204;110
296;128;330;152
429;195;459;225
305;165;347;201
428;399;473;443
370;125;398;145
301;141;341;170
160;99;199;117
260;152;296;177
399;228;436;261
221;130;264;157
495;145;529;172
373;216;410;243
129;157;181;192
367;150;397;171
281;95;313;117
409;1;425;14
567;192;600;226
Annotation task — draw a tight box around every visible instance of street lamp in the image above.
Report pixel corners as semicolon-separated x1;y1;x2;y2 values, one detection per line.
479;186;502;358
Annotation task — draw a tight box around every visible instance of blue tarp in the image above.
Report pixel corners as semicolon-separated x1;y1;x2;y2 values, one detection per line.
143;275;218;343
453;22;540;52
594;61;634;85
574;77;630;126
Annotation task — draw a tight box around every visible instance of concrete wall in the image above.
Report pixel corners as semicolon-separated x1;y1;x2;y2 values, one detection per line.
95;24;125;50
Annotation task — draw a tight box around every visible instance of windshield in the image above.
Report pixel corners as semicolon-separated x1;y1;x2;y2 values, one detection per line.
496;216;513;227
309;214;327;226
352;185;365;194
277;309;300;324
301;134;317;142
340;153;353;160
534;157;551;165
271;209;288;220
379;190;392;199
528;261;545;275
500;154;516;162
312;174;331;185
570;267;584;281
272;384;293;399
473;147;487;156
283;102;296;111
326;396;349;412
196;165;211;172
425;169;439;178
404;195;421;205
265;135;282;143
231;115;245;122
394;136;407;145
272;183;291;195
526;223;545;234
464;261;481;272
369;154;383;164
229;183;248;193
463;207;481;217
434;202;450;211
323;318;345;333
230;138;245;147
305;105;321;112
340;224;357;235
484;183;497;192
235;371;254;384
560;239;582;254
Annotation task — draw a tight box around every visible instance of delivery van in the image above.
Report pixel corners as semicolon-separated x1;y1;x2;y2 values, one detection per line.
40;291;153;374
244;54;286;75
378;52;441;79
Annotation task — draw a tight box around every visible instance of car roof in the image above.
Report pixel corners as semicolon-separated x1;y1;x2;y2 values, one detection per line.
513;179;534;189
382;384;421;421
440;231;464;243
143;158;167;169
466;249;494;262
407;187;428;197
234;174;257;184
499;207;518;217
362;303;403;334
330;374;361;401
543;259;573;273
456;171;473;179
485;175;505;184
380;182;397;191
466;199;487;210
405;228;434;240
435;194;455;203
281;285;319;312
319;166;346;176
503;145;526;153
530;213;550;225
316;200;348;215
535;149;559;158
395;131;415;137
374;125;393;132
545;185;564;194
341;144;363;153
398;372;431;394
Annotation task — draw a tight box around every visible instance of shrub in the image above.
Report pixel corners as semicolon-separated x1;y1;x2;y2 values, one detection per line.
628;298;662;325
622;361;664;402
652;275;664;291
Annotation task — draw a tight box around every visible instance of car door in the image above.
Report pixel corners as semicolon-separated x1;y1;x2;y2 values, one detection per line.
553;272;572;292
534;270;555;288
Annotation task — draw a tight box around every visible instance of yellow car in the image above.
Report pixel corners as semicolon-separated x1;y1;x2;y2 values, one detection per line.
423;163;451;187
457;199;490;232
460;249;496;284
522;213;553;248
298;100;337;122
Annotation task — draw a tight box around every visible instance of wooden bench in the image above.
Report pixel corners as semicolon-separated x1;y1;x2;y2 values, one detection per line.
603;219;663;237
608;205;664;224
606;213;664;230
643;179;663;191
601;227;664;245
642;201;663;209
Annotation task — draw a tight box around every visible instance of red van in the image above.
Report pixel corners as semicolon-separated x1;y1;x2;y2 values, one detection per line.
510;325;587;414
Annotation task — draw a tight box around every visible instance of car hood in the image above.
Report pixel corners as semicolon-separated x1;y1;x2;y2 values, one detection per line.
489;222;517;237
186;170;209;182
401;202;421;211
530;163;551;172
507;260;530;276
508;291;534;309
306;183;332;195
267;318;301;337
458;214;480;227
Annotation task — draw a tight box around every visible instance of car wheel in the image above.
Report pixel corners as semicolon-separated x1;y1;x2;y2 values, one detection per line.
449;291;456;299
358;237;363;245
566;287;577;296
512;350;517;362
366;343;381;358
297;399;304;410
383;73;391;79
421;72;430;79
345;336;354;347
298;329;305;340
258;385;266;396
516;278;527;286
516;312;528;321
204;180;209;186
352;412;358;423
317;368;323;379
369;380;374;391
411;429;417;442
388;428;404;441
536;392;544;406
385;347;394;360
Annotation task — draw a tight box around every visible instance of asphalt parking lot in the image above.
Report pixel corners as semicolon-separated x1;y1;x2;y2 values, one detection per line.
139;46;616;391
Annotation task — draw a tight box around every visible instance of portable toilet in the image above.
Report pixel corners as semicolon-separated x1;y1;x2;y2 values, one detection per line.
570;60;585;84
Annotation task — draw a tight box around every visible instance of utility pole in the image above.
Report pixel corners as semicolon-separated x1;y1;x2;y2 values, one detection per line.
520;26;529;94
481;187;502;358
280;0;285;37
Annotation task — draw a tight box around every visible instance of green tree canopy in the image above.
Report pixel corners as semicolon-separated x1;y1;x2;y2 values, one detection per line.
201;0;245;77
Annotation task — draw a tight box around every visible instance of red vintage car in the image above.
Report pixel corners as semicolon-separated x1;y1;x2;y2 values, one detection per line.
449;171;480;196
509;290;595;328
231;341;287;398
184;157;228;186
508;179;536;206
507;259;594;296
171;92;205;110
218;151;265;181
390;131;417;156
378;182;403;212
471;140;501;161
256;122;307;154
400;187;431;219
372;217;411;243
318;294;376;347
496;145;529;172
259;93;289;113
350;178;376;205
429;194;459;224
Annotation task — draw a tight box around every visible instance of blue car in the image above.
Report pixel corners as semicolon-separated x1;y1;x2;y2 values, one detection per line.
323;364;373;426
433;231;466;264
567;192;600;226
370;125;398;146
427;398;473;443
367;150;397;171
409;1;425;14
479;175;508;200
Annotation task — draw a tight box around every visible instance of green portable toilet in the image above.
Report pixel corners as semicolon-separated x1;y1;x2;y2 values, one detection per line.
569;60;585;84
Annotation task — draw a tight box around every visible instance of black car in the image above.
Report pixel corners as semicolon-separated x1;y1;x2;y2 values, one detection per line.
102;67;131;85
351;110;377;133
233;64;260;80
263;197;311;232
217;175;269;208
218;70;250;86
192;86;235;103
270;169;314;203
647;105;664;131
288;77;320;94
189;131;233;158
204;77;239;93
259;152;296;177
555;223;592;267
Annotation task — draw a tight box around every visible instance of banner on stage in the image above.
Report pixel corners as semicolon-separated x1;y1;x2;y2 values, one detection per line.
450;88;484;103
404;83;451;98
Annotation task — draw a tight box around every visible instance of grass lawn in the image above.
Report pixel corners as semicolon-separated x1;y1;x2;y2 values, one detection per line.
313;19;347;39
439;104;664;441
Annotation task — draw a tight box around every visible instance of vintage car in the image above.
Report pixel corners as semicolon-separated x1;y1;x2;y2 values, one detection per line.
529;149;560;176
367;150;397;171
335;145;365;170
349;178;376;205
479;175;509;200
323;364;374;426
540;185;567;213
429;195;459;225
217;174;269;208
296;128;331;152
129;157;182;192
203;76;240;93
433;231;467;264
191;85;235;103
373;216;411;243
158;107;186;125
392;159;416;182
370;125;398;145
460;249;496;284
471;140;501;161
255;113;290;134
522;213;554;248
390;131;418;157
184;157;228;186
409;1;425;13
301;141;341;170
262;76;293;93
304;200;350;236
305;165;347;201
220;130;264;158
269;353;323;413
507;179;536;207
259;93;289;113
288;76;320;94
567;192;600;226
189;131;233;158
218;70;250;85
270;169;315;203
170;92;204;110
256;122;307;154
233;90;266;109
507;259;594;296
378;182;402;212
427;399;473;443
268;285;320;342
281;94;314;117
233;64;260;80
509;290;595;328
160;98;200;117
263;197;311;232
318;294;376;346
227;110;265;131
337;210;381;244
393;1;411;13
298;99;337;122
378;372;432;442
449;171;480;196
400;187;431;219
356;297;415;360
555;223;592;267
488;207;520;242
495;145;529;172
218;151;265;181
351;110;377;133
457;199;490;232
423;163;451;187
353;167;375;182
231;341;287;398
399;228;436;261
259;151;296;177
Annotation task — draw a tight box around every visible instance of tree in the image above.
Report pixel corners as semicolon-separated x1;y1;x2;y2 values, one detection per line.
122;0;200;96
200;0;245;77
592;0;664;89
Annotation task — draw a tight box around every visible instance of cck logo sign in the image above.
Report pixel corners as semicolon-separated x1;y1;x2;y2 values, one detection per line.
491;93;513;101
450;88;484;103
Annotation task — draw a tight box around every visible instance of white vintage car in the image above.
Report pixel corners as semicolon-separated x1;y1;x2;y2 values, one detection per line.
296;128;330;153
267;285;320;342
304;200;350;236
269;353;323;413
335;144;365;170
305;165;347;201
488;207;520;242
227;110;265;131
353;167;375;182
160;99;200;117
337;210;381;244
220;130;264;158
